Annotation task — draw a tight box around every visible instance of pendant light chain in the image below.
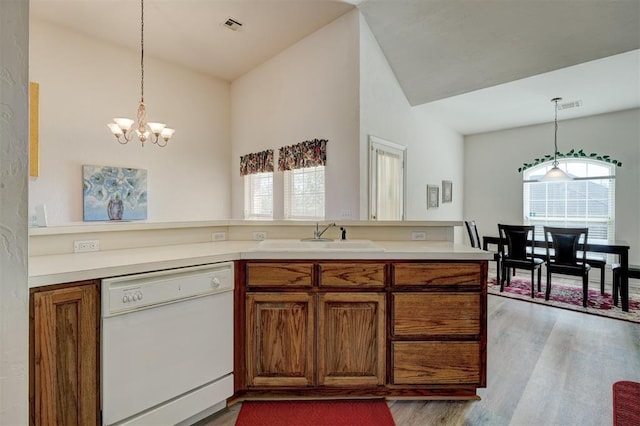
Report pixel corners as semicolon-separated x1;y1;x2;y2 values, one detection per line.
552;97;559;167
135;0;147;136
140;0;144;104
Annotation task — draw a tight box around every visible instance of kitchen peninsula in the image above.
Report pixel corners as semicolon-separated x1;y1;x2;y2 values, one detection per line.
28;221;492;424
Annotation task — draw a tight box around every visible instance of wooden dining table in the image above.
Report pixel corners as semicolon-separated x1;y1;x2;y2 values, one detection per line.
482;235;631;312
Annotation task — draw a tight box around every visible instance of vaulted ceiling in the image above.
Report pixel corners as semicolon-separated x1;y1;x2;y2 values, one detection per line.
30;0;640;135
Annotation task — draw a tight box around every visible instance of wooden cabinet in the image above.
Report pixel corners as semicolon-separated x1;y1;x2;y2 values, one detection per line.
30;281;100;426
242;261;386;390
246;292;314;387
391;262;486;389
318;292;385;386
237;259;487;400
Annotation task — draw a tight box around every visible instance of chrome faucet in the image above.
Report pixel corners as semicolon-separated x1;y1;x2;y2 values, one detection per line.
313;222;336;240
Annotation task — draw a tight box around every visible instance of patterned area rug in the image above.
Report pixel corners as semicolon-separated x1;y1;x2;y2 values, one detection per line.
488;277;640;324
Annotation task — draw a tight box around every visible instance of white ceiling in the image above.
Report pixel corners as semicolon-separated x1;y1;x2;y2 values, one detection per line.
30;0;640;135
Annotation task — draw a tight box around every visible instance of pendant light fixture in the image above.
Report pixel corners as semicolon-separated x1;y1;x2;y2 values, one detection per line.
540;97;571;181
107;0;175;147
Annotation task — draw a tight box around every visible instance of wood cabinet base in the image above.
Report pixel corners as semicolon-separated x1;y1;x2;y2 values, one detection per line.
237;260;487;402
232;386;481;401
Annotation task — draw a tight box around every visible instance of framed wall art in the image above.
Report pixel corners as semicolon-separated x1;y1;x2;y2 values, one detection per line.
83;165;148;221
427;184;439;209
442;180;452;203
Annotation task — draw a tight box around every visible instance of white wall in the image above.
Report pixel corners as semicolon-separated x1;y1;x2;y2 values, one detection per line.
464;108;640;263
0;1;29;423
230;11;360;220
359;14;464;237
29;19;231;224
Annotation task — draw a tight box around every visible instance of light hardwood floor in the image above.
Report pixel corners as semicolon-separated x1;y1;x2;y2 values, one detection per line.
202;293;640;426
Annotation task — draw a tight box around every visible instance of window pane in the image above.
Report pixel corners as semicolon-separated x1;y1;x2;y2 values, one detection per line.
284;166;325;220
244;172;273;219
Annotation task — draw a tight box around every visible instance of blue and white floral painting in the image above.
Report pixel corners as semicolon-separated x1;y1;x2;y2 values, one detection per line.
83;165;147;221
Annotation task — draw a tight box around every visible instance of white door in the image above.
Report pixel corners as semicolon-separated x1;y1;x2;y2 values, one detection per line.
369;135;406;221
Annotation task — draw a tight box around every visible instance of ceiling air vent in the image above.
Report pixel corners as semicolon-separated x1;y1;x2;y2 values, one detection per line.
222;17;243;31
557;100;583;110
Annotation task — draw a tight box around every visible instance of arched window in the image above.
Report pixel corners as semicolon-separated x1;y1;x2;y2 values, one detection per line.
523;159;615;240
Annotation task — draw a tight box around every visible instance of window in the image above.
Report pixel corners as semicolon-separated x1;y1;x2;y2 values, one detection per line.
284;166;325;220
523;159;615;240
244;172;273;219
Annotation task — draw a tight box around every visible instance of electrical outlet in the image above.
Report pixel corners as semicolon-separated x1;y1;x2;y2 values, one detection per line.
411;231;426;241
211;232;227;241
252;231;267;241
74;239;100;253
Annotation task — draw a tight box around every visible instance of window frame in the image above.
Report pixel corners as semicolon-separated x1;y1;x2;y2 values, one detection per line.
243;171;273;220
283;165;325;220
523;158;616;241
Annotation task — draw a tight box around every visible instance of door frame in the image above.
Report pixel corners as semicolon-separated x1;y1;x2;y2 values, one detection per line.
368;135;407;221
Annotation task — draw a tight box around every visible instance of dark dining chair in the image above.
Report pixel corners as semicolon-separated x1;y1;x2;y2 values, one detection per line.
465;220;501;284
498;224;543;297
544;226;591;307
610;263;640;306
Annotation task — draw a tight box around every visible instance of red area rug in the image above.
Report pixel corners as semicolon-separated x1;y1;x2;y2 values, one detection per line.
235;399;395;426
488;277;640;323
613;381;640;426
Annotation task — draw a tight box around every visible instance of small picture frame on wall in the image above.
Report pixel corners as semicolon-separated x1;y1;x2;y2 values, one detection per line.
427;185;439;209
442;180;452;203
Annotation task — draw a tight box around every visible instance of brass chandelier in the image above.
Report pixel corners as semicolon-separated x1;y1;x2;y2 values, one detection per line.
107;0;175;147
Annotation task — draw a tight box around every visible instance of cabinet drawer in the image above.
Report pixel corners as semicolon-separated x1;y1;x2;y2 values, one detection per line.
246;263;313;287
393;293;480;336
319;263;385;288
393;263;481;287
392;341;480;385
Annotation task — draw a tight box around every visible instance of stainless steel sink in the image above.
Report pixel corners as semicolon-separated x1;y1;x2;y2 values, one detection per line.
252;239;385;252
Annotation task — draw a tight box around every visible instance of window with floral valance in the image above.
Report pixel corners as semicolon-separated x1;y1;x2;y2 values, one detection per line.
239;149;274;176
278;139;327;171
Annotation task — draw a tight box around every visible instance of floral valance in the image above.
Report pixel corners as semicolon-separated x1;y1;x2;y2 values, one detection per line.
240;149;274;176
278;139;327;171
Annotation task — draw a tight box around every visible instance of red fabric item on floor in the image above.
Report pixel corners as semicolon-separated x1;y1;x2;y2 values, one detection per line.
613;381;640;426
235;399;395;426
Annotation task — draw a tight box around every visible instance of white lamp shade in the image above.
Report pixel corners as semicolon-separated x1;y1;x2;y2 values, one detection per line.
113;118;134;131
107;123;124;136
148;122;167;134
161;128;175;139
540;166;571;182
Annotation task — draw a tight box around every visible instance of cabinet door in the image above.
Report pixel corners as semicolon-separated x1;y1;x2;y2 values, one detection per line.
318;293;386;386
246;293;314;387
33;282;100;426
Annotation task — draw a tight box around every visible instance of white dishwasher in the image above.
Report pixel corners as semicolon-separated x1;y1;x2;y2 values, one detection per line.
101;262;234;426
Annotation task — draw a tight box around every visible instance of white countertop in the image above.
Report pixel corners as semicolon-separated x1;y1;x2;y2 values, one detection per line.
28;240;493;288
